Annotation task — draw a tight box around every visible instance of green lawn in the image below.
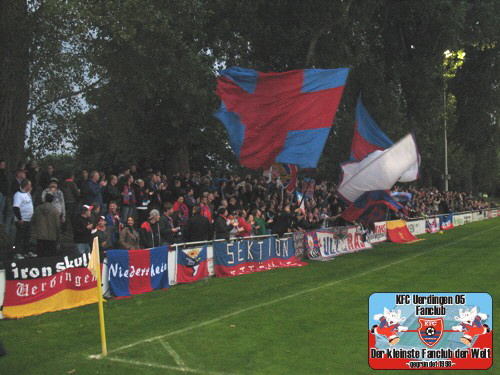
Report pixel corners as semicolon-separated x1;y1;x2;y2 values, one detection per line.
1;218;498;374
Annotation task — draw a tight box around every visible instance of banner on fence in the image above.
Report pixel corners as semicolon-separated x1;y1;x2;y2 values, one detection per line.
107;246;169;297
440;213;454;230
453;214;464;227
214;237;306;277
425;217;440;233
2;253;98;318
292;231;306;259
347;226;372;251
305;228;349;261
305;226;372;261
177;246;209;283
366;222;387;244
406;220;426;236
386;220;423;244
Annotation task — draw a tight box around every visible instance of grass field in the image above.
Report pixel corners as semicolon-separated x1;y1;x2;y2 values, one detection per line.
1;218;498;375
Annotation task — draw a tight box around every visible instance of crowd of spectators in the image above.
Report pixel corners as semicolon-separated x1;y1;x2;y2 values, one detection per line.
0;159;495;260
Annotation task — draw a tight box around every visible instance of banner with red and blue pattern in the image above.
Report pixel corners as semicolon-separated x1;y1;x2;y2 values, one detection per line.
106;246;169;297
440;213;454;230
213;237;306;278
177;246;209;283
215;66;350;170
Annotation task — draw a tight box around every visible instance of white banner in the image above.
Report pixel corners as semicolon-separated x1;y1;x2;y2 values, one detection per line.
463;213;473;224
406;219;426;235
453;214;465;227
367;221;387;244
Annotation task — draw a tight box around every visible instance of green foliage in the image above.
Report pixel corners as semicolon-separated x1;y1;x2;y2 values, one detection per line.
3;0;499;190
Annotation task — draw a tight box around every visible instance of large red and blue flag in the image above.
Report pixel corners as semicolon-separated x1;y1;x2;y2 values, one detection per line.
176;246;209;283
215;66;350;170
350;96;393;161
106;246;169;297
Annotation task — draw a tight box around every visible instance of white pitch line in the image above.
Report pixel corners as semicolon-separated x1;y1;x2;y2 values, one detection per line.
161;340;186;368
99;224;497;356
106;357;232;375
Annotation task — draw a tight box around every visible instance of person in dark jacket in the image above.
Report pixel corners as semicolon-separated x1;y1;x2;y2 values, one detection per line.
31;193;60;257
61;172;80;228
183;205;212;243
159;202;180;245
272;205;292;238
140;209;161;248
92;216;112;258
73;205;93;254
103;175;121;208
214;207;234;240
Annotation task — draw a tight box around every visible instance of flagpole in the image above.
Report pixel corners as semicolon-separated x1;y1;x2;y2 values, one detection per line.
97;261;107;356
299;178;313;208
90;238;107;357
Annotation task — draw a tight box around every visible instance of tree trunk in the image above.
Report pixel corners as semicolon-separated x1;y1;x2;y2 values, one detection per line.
0;0;30;177
164;141;190;174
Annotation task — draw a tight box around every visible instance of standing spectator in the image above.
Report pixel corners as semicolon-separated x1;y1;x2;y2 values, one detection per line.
73;205;93;254
253;209;268;235
61;172;80;228
171;179;184;201
118;216;141;250
272;205;292;238
134;179;149;224
89;203;101;228
103;175;121;209
41;178;66;230
120;174;136;222
200;195;213;223
183;204;212;242
76;169;89;192
173;195;189;228
31;193;60;257
38;164;56;190
84;170;107;206
26;160;40;203
140;209;161;248
105;201;122;247
214;207;234;240
92;216;112;257
13;179;36;259
159;202;180;245
184;187;197;215
234;210;251;238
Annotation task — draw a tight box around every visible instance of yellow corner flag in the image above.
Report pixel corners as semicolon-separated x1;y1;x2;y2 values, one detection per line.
88;237;107;357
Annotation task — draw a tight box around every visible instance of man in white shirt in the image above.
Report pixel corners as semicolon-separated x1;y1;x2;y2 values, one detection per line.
13;179;36;259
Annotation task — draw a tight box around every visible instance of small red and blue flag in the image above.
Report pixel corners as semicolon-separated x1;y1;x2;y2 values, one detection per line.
350;96;393;161
177;246;209;283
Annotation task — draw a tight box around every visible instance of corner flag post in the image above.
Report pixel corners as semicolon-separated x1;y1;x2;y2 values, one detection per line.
88;237;107;356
